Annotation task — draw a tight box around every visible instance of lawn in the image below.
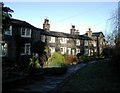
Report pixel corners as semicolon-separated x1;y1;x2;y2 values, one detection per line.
58;59;120;92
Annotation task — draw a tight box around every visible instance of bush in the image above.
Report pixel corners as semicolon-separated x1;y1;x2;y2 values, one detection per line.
102;47;113;58
28;56;41;74
65;55;77;65
29;56;41;69
111;46;120;73
89;56;96;61
46;51;67;68
81;55;90;62
80;55;98;63
76;53;83;63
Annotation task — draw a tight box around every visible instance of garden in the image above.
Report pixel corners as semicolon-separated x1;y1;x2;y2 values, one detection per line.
2;41;106;91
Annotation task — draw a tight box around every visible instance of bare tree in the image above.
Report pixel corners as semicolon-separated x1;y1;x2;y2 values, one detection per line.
105;5;119;47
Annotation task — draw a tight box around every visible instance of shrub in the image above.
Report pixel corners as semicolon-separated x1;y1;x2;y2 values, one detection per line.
102;47;113;58
29;57;41;69
65;55;77;65
81;55;90;62
46;51;67;68
76;53;83;63
111;46;120;73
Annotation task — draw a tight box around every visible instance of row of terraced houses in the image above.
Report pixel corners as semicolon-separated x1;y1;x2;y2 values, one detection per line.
1;18;106;66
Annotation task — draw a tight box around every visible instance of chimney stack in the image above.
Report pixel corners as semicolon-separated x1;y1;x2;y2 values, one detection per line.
43;18;50;31
70;25;76;34
86;28;92;37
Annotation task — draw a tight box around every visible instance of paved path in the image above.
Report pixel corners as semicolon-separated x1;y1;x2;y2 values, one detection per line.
11;63;87;93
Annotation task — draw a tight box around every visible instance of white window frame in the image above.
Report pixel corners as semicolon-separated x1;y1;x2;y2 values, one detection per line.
21;43;31;55
84;40;89;46
26;28;32;37
84;48;89;55
0;42;8;57
49;36;55;43
49;47;55;54
60;47;64;54
60;47;67;54
72;49;75;55
41;35;46;42
21;28;25;36
76;48;80;55
76;39;80;46
59;37;67;44
25;43;31;55
21;28;31;38
67;48;71;55
4;25;12;36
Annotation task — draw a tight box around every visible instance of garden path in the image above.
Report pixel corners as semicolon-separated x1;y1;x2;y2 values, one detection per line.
11;60;97;93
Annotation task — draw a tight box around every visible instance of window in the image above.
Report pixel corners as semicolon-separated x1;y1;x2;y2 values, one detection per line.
21;28;31;37
49;36;55;43
84;40;88;46
84;48;89;55
60;47;64;54
0;42;8;57
72;49;75;55
76;48;80;55
26;28;31;36
49;47;55;54
92;41;96;47
41;35;46;42
67;48;71;55
21;43;31;55
21;28;25;36
59;38;67;43
60;47;66;54
76;39;80;46
25;44;31;55
4;25;12;35
21;46;25;55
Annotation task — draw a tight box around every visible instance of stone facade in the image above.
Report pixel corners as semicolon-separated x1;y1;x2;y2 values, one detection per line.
1;18;105;65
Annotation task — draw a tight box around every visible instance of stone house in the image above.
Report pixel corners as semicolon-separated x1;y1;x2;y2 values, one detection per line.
85;28;105;56
42;19;92;56
1;18;105;66
2;18;36;65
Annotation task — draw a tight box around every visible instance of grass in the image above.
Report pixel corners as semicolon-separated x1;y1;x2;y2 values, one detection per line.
58;59;120;92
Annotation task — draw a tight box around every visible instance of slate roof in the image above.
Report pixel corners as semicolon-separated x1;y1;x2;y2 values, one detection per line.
11;18;35;28
46;31;92;40
92;32;105;37
11;18;92;40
